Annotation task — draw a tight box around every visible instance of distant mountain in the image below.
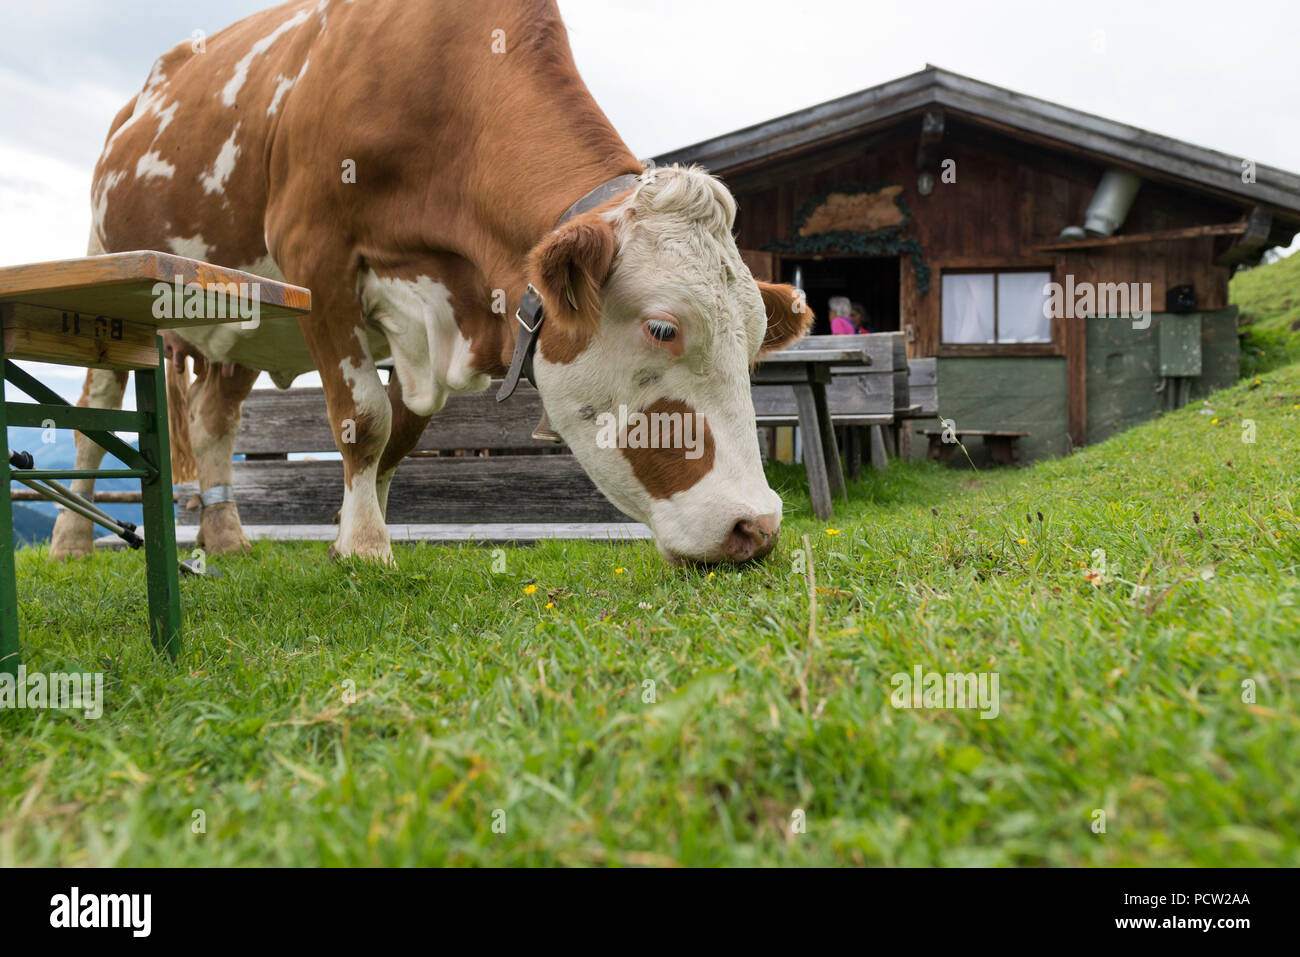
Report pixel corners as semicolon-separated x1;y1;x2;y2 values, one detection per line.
7;426;146;528
13;503;55;546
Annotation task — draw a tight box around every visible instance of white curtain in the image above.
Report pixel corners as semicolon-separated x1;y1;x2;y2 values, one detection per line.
942;273;994;344
997;272;1052;343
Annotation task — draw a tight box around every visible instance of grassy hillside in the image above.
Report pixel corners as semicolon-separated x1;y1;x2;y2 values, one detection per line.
2;365;1298;866
1232;252;1300;377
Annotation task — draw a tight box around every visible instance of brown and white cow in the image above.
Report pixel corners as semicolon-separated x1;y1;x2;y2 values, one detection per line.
50;0;811;566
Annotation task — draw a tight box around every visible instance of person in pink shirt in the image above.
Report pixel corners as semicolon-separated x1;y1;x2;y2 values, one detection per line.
828;296;857;335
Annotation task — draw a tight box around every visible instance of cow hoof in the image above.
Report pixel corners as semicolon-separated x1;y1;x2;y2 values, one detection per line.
196;503;251;555
196;531;252;556
50;513;95;561
328;537;395;565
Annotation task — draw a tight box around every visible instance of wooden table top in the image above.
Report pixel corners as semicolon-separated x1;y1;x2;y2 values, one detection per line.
0;252;312;370
759;345;874;365
0;251;311;329
761;334;879;367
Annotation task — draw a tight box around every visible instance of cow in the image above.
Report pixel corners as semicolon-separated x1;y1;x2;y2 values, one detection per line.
49;0;812;567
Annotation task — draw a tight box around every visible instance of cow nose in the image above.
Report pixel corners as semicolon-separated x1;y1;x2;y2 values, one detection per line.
723;513;780;563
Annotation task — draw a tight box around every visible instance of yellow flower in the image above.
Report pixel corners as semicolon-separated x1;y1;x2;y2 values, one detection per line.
614;567;625;575
1210;418;1219;424
545;601;555;609
826;528;841;536
523;584;537;595
1017;538;1028;545
1293;404;1299;410
707;571;715;580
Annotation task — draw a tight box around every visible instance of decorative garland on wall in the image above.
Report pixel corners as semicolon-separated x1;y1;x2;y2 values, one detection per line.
760;181;932;295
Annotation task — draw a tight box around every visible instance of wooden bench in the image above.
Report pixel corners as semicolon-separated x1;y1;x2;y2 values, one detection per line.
177;378;628;528
876;333;912;469
0;251;310;673
841;332;910;475
919;428;1030;465
893;357;938;458
905;357;939;418
754;333;908;480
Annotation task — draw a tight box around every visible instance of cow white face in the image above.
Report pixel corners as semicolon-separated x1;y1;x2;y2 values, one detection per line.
529;166;811;566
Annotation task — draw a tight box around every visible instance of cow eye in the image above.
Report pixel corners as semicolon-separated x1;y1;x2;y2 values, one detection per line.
645;318;677;342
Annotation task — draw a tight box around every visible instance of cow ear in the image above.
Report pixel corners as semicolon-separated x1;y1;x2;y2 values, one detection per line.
527;210;617;333
757;281;813;355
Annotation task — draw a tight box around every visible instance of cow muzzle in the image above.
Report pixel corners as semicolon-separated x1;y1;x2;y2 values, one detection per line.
663;511;780;567
724;514;781;563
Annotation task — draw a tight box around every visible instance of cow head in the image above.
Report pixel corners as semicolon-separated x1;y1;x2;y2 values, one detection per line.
528;165;811;566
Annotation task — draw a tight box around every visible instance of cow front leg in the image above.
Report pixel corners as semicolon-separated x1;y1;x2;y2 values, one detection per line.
375;373;432;521
49;369;130;560
313;328;393;562
189;361;260;555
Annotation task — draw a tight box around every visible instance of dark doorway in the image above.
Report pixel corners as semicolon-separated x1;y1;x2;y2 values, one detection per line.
780;257;900;336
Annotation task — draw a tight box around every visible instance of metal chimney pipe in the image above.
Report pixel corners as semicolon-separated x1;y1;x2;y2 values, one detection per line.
1082;169;1142;237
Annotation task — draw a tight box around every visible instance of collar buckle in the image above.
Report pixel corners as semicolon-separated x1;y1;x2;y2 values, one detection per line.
515;284;544;333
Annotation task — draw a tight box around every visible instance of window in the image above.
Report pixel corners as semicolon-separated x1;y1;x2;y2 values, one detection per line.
942;271;1053;345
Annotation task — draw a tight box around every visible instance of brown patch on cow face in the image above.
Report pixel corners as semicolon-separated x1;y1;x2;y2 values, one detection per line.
618;398;715;500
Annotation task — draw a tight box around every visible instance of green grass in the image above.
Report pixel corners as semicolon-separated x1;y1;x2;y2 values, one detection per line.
3;367;1299;867
1232;252;1300;377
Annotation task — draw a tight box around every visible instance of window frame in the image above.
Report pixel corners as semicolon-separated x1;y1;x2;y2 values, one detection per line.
938;261;1063;357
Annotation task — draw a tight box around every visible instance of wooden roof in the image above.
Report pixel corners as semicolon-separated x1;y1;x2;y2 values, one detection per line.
654;66;1300;223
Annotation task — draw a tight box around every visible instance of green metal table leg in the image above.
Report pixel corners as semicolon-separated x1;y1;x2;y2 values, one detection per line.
135;338;181;659
0;360;19;677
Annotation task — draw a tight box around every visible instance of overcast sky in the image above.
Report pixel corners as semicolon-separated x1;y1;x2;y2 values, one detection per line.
2;0;1297;400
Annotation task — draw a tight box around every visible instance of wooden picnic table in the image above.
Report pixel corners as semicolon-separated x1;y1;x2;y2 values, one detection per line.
0;251;310;675
752;336;875;519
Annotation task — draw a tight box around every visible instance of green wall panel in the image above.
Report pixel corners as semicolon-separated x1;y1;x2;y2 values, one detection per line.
1196;308;1241;395
909;357;1069;466
1087;308;1238;445
1086;317;1161;444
